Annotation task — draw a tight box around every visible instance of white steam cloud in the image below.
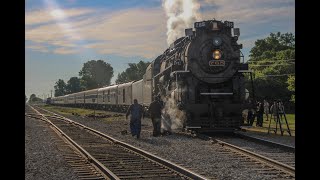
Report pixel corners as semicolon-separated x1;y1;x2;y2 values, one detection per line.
162;0;201;45
161;89;186;132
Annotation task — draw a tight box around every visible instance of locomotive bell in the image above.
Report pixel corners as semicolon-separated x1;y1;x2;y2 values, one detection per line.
213;37;222;46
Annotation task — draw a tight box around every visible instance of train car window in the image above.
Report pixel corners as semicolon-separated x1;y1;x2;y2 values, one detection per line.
108;90;110;102
102;91;105;102
123;89;125;103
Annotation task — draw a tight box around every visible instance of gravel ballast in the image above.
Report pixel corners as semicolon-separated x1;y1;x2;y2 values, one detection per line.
25;116;79;180
43;106;295;179
237;130;295;147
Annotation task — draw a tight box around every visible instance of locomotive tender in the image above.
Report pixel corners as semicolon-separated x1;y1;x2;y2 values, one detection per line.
51;19;250;132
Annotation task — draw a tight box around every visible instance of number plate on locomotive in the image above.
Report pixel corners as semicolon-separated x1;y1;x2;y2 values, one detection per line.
209;60;225;66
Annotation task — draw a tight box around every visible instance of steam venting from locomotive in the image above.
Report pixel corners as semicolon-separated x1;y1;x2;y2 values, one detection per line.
161;89;186;131
161;90;186;131
162;0;201;45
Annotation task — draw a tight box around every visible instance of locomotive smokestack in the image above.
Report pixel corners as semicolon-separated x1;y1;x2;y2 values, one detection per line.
162;0;201;45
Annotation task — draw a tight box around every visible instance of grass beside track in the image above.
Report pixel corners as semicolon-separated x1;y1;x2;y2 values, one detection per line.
38;104;295;136
243;114;295;136
39;105;125;123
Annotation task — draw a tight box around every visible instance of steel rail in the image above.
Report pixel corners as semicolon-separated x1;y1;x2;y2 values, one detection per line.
233;131;295;152
214;138;295;176
195;133;294;177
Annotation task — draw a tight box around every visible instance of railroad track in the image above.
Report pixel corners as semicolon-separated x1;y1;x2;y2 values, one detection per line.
26;105;208;180
234;131;295;151
196;132;295;179
26;105;107;179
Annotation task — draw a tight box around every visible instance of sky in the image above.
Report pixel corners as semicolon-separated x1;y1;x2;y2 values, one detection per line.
25;0;295;99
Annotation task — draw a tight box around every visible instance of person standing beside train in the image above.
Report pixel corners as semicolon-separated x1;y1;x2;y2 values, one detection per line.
148;95;163;137
264;99;270;121
270;100;279;122
126;99;144;139
278;100;285;121
256;101;264;127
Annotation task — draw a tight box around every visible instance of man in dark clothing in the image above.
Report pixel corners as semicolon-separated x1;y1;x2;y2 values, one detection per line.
247;108;254;126
148;96;163;137
126;99;144;139
256;101;264;127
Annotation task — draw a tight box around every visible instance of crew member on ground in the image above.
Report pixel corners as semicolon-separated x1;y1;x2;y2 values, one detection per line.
148;95;163;137
126;99;144;139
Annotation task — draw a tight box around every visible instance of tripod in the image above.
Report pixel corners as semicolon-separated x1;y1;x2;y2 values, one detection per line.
267;110;292;136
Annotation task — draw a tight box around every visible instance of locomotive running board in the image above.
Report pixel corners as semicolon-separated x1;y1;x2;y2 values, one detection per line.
238;70;253;73
186;126;201;129
200;93;233;95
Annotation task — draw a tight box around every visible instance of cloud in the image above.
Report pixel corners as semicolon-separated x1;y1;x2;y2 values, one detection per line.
25;1;294;58
26;44;50;53
26;7;167;58
25;8;95;25
53;47;78;54
198;0;294;58
199;0;294;27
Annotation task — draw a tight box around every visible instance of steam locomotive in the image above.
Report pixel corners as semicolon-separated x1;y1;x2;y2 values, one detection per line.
50;19;251;132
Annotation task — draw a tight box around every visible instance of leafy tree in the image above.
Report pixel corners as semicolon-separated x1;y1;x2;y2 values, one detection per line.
287;75;295;103
249;32;295;60
28;94;42;103
116;61;150;84
79;60;114;89
66;77;82;94
54;79;67;96
33;97;43;102
247;32;295;102
29;94;36;102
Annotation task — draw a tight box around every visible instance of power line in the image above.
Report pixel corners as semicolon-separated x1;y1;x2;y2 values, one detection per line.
249;63;295;67
248;59;295;63
258;74;295;77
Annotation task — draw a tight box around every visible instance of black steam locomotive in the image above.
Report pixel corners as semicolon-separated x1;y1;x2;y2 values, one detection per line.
150;19;250;132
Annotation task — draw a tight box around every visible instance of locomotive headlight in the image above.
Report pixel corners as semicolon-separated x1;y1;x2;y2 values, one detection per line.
213;50;222;60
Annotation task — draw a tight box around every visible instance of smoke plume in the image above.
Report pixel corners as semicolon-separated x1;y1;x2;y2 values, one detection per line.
162;0;201;45
161;90;186;132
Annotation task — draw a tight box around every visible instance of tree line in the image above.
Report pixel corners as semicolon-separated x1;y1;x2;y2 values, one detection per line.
246;32;295;104
54;60;150;97
27;94;43;103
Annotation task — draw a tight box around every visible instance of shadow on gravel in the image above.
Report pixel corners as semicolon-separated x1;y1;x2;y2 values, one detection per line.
136;137;172;146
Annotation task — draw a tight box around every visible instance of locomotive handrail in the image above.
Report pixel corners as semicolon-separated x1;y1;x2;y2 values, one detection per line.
200;76;241;78
170;70;190;77
153;65;173;79
171;70;190;73
200;93;233;95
